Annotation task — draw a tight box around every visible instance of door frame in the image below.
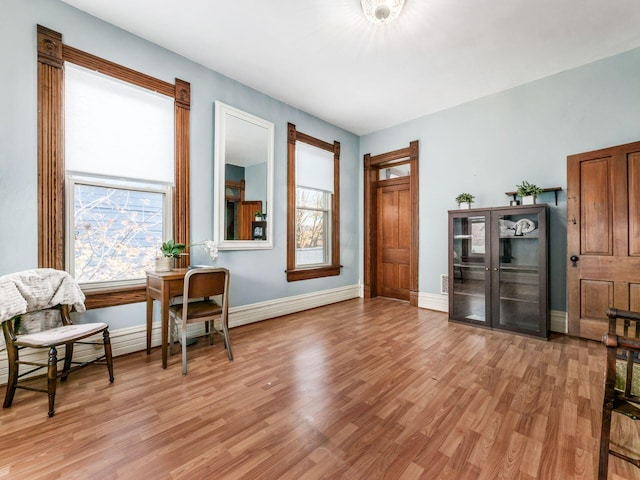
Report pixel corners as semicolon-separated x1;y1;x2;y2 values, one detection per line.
363;140;419;306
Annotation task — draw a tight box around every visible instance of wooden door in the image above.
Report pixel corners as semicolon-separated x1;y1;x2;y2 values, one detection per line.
377;178;411;300
567;141;640;340
238;201;262;240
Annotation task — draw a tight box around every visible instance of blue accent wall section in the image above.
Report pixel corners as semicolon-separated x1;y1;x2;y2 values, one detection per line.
0;0;359;330
360;47;640;312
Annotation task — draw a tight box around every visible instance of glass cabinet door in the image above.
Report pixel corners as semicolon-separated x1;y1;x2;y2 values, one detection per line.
450;214;489;324
492;209;545;334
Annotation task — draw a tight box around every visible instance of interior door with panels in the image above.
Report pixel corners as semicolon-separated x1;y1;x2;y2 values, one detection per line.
377;177;411;300
567;141;640;340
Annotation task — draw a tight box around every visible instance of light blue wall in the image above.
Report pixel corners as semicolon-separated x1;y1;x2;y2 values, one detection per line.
245;162;267;207
360;47;640;312
0;0;360;329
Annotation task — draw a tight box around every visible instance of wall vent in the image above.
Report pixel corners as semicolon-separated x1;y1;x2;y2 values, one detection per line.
440;274;449;295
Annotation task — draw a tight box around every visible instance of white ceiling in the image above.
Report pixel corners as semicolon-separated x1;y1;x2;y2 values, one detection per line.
60;0;640;136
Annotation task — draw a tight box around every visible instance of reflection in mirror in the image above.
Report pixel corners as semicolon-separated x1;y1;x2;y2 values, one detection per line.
214;101;274;250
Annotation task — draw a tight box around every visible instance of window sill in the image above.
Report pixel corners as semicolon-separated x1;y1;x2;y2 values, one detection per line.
286;265;341;282
83;284;147;309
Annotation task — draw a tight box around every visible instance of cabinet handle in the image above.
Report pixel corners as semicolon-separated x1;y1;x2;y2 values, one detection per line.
570;255;579;267
494;267;499;271
485;267;490;271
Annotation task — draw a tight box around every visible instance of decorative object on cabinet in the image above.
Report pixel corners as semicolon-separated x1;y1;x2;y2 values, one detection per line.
498;218;536;237
455;193;475;209
515;181;544;205
448;204;549;338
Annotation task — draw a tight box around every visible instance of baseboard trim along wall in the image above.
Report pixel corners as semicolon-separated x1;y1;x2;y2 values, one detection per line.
418;292;568;334
0;284;361;385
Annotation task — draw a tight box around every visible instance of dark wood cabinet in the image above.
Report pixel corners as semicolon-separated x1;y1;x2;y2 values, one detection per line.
448;205;549;338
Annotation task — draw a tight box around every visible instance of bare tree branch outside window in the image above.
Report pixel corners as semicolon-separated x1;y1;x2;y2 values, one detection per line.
73;184;164;283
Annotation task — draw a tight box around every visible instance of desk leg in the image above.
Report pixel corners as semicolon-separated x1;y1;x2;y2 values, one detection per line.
161;287;170;369
146;294;153;355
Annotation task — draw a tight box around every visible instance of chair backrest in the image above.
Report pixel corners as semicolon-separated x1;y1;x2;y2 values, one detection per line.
182;267;229;308
605;308;640;399
607;308;640;338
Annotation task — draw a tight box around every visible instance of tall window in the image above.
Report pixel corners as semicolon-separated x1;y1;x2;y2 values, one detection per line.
286;123;340;281
64;64;174;288
36;25;190;308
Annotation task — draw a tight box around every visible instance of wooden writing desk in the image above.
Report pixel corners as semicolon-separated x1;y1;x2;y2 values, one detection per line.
146;268;188;369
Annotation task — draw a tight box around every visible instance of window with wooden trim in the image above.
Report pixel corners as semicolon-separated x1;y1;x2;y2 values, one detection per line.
36;25;190;308
286;123;340;282
66;175;172;287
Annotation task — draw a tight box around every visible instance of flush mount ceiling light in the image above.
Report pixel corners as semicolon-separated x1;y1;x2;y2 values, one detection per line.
361;0;406;24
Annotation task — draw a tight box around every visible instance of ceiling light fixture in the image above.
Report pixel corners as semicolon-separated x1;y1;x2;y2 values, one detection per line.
361;0;406;25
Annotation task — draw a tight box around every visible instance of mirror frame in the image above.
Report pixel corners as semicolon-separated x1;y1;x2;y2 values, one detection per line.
214;101;274;250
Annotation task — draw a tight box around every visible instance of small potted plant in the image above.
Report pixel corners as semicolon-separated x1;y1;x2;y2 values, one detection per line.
155;239;186;272
455;193;475;209
254;210;262;221
516;181;544;205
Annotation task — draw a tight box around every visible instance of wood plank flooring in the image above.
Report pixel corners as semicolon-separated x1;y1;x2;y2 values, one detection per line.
1;298;639;479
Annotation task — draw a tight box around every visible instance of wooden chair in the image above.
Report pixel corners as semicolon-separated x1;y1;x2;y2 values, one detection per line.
169;267;232;375
1;268;114;417
599;307;640;479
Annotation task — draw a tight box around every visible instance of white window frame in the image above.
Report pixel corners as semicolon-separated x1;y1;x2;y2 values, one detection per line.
65;174;173;290
295;187;332;268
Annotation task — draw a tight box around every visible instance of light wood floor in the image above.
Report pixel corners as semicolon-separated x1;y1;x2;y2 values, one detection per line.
1;298;639;479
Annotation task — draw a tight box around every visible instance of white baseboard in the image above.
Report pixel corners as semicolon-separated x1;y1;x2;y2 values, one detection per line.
228;284;361;328
418;292;448;312
550;310;568;333
418;292;568;334
0;284;361;385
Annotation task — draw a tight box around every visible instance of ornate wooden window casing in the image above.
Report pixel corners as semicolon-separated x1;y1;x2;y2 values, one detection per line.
286;123;341;281
36;25;190;309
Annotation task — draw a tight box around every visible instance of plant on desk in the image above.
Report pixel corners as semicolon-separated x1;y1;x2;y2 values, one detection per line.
155;239;186;272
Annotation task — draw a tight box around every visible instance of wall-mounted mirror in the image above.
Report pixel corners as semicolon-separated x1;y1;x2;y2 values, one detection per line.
214;101;274;250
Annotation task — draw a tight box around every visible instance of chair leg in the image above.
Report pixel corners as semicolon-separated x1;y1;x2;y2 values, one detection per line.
103;329;114;383
61;342;74;381
181;322;188;376
47;346;58;418
599;345;618;479
3;344;19;408
169;315;175;356
208;320;214;346
222;324;233;361
599;396;613;479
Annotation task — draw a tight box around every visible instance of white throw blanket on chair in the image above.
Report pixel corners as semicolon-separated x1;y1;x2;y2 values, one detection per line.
0;268;86;322
0;269;86;351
